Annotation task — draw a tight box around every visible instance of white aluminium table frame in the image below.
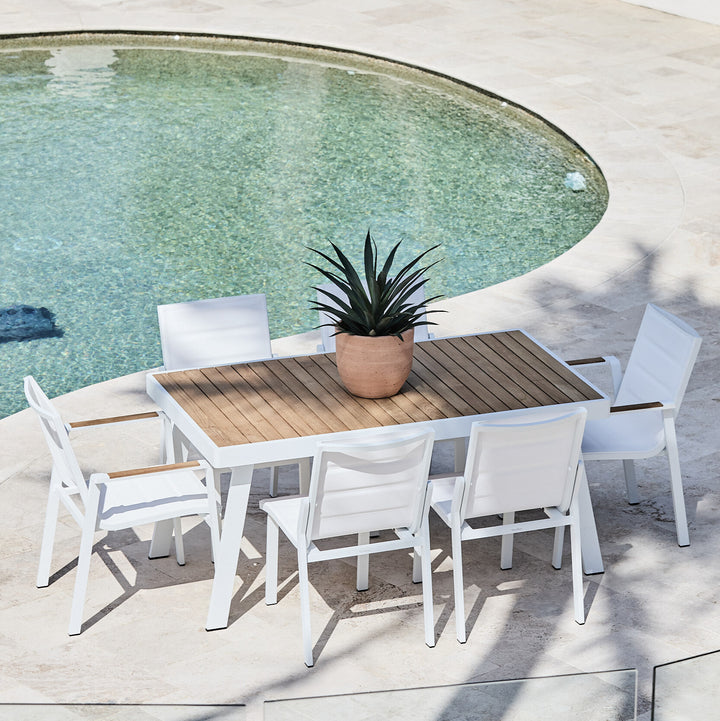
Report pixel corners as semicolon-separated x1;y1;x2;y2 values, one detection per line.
146;332;610;630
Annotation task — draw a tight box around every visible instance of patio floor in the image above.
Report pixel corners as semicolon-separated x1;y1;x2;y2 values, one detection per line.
1;1;719;719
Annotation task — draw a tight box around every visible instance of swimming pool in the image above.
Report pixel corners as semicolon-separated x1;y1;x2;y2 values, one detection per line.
0;34;608;417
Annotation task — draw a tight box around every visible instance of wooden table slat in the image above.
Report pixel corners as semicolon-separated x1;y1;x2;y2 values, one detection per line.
420;337;518;410
305;354;418;428
410;349;494;417
155;371;249;446
508;331;604;399
218;363;305;442
469;333;569;405
193;367;269;444
153;331;605;450
240;360;326;438
452;335;555;407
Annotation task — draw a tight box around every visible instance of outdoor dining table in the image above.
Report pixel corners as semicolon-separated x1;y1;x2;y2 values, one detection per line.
146;329;610;631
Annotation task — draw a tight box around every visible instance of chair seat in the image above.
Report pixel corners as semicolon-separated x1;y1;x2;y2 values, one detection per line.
99;470;211;531
581;408;665;460
428;475;458;525
259;495;305;545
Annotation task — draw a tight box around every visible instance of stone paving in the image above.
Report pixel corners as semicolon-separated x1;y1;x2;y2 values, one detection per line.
1;1;719;719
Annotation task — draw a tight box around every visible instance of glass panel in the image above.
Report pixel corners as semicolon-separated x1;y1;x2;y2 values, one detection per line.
265;670;637;721
653;649;720;721
0;705;244;720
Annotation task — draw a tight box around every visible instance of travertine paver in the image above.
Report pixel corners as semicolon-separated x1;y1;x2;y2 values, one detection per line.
1;2;719;720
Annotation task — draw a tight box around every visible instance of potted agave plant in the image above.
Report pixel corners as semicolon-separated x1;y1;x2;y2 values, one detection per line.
308;230;443;398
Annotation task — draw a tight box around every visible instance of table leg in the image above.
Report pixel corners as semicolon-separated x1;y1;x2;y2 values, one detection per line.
206;465;254;630
577;462;604;575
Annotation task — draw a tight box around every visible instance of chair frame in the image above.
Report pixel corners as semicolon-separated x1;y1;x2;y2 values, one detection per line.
26;376;220;635
431;409;588;643
569;304;702;546
261;429;436;667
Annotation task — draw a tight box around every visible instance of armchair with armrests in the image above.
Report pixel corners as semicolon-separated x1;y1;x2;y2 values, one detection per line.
25;375;220;635
567;304;702;546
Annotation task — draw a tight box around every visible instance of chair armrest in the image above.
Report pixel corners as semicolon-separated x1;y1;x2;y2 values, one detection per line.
102;460;207;481
565;357;606;366
609;401;664;413
565;355;623;397
67;410;161;430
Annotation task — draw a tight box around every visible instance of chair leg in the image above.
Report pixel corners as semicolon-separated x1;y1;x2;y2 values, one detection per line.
37;481;61;587
623;460;640;504
172;518;185;566
500;512;514;570
268;466;279;497
419;523;435;648
451;525;467;643
453;438;466;473
664;417;690;547
149;519;174;559
552;526;565;570
356;532;370;591
68;486;101;635
569;517;585;624
265;517;279;605
298;458;312;496
297;547;314;667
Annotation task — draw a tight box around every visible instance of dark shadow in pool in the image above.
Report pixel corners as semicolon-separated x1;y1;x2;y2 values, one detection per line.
0;304;63;343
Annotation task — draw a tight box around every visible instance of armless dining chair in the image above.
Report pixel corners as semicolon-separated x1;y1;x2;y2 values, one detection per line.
157;293;308;497
430;408;588;643
261;428;436;666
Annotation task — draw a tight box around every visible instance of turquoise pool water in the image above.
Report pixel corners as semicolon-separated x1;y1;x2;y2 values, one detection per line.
0;35;608;417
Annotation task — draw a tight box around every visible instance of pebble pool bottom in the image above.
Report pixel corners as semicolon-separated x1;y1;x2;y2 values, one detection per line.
0;35;608;417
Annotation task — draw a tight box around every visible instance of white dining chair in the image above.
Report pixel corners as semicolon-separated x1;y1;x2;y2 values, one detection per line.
157;293;304;497
25;375;220;635
430;408;588;643
260;428;436;667
157;293;273;371
568;304;702;547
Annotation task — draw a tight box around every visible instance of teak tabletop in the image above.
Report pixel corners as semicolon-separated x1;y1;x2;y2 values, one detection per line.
152;330;604;449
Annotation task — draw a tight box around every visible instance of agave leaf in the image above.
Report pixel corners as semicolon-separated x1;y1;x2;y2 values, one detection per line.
308;233;445;337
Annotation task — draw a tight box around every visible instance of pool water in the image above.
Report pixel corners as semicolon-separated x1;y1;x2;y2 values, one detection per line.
0;35;608;417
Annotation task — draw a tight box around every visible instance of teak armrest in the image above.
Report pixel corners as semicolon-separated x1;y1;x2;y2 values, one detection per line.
106;460;203;480
609;401;664;413
566;357;606;366
68;410;161;429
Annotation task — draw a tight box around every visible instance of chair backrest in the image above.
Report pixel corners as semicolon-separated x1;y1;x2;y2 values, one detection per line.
157;294;273;371
460;408;587;519
305;429;435;541
24;376;86;501
316;280;430;353
615;304;701;414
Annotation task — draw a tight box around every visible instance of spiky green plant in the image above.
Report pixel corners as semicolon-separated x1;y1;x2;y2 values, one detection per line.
307;231;444;340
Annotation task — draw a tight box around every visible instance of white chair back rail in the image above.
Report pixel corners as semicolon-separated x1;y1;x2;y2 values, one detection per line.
157;293;272;371
24;376;86;504
615;303;701;413
307;430;435;540
462;409;586;519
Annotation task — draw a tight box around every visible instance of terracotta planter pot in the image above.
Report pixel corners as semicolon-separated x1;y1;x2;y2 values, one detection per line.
334;328;414;398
